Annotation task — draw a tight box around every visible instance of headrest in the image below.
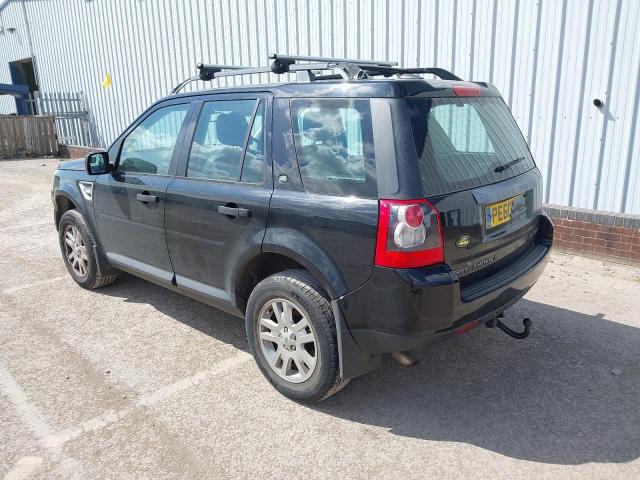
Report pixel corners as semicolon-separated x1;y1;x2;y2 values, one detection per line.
217;112;248;147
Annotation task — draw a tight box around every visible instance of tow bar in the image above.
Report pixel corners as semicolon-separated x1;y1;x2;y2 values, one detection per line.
486;313;532;339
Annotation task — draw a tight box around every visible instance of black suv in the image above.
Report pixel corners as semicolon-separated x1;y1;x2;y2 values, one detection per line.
52;55;553;402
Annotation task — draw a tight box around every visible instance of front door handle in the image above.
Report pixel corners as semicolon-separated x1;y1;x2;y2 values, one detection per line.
136;193;158;203
218;205;251;218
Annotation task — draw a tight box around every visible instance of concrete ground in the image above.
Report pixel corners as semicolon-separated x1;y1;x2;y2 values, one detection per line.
1;158;639;480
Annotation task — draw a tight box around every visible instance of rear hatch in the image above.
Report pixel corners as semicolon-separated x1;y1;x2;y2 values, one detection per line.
406;93;543;289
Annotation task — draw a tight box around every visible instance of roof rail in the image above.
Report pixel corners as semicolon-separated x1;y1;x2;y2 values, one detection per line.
362;66;463;81
170;54;463;94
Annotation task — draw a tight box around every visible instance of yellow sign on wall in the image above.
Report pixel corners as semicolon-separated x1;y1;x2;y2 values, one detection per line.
102;73;112;90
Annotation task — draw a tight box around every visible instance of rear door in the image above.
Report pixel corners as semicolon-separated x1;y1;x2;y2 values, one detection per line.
94;101;192;285
406;96;543;284
164;93;272;307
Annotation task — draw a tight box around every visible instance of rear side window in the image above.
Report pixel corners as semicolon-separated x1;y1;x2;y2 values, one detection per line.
187;99;257;182
291;99;376;198
407;97;535;197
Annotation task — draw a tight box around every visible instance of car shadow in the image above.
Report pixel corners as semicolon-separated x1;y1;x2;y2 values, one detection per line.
97;275;640;465
94;273;251;354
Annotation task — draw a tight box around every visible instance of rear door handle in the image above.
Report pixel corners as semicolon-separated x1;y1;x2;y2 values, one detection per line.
218;205;251;218
136;193;158;203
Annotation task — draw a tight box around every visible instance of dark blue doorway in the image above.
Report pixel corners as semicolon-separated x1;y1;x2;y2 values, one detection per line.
9;58;38;115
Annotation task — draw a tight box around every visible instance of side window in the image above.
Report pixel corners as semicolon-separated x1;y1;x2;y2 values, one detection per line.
187;99;256;181
291;98;376;198
431;103;495;153
240;101;265;183
119;104;189;175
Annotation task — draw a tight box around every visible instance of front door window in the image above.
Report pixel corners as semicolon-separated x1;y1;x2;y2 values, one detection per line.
119;104;190;175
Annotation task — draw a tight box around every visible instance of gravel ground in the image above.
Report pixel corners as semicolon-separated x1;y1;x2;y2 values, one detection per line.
1;158;639;480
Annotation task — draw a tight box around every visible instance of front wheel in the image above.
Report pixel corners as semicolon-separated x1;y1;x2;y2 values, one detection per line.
245;270;349;403
58;209;119;289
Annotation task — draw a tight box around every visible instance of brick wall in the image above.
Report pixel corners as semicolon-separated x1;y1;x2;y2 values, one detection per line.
57;144;101;159
545;205;640;266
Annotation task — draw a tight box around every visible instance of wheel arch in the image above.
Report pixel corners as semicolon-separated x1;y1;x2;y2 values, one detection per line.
236;238;377;383
53;185;104;269
54;191;80;228
234;245;345;314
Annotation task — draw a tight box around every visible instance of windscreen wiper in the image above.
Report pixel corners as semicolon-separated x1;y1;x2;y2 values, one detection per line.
494;156;525;173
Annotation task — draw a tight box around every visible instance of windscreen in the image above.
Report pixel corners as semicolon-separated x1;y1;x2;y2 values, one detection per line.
407;97;535;197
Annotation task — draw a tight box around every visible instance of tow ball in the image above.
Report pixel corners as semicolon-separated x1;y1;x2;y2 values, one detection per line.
485;313;532;339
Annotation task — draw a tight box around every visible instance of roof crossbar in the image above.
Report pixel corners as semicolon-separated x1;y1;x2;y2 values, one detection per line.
268;53;397;67
268;53;397;76
171;60;353;93
210;62;349;79
171;63;253;94
196;63;250;80
170;54;463;94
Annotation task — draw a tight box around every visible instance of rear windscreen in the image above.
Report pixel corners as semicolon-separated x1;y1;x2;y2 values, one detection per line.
407;97;535;197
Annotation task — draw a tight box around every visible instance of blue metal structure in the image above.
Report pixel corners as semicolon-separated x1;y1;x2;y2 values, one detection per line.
0;81;28;114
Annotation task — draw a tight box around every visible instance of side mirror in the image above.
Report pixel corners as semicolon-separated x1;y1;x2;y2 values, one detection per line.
86;151;110;175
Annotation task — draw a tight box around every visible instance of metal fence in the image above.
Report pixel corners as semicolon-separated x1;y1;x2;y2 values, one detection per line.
28;92;93;147
0;115;58;157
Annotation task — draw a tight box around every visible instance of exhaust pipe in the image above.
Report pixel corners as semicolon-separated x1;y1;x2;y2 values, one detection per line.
391;351;419;368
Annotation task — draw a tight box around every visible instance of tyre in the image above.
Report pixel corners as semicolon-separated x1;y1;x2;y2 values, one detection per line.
245;269;349;403
58;209;119;289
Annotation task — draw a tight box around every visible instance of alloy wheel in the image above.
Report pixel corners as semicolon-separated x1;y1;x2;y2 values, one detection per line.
257;298;318;383
63;225;88;278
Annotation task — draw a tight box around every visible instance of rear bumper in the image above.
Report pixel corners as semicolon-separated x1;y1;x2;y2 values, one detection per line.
337;217;552;360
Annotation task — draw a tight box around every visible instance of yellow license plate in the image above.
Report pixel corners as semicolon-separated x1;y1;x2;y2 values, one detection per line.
485;197;515;229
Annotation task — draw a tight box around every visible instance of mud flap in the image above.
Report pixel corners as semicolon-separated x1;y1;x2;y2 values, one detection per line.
331;300;382;379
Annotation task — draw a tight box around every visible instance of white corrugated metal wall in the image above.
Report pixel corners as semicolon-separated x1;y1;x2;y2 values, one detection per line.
0;0;639;214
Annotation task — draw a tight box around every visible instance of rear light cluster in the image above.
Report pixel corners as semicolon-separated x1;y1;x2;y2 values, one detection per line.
374;199;444;269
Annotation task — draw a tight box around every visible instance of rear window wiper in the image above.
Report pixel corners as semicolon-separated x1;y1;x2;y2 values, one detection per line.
494;156;525;173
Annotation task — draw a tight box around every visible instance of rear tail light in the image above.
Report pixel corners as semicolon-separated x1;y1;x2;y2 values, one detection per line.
375;198;444;268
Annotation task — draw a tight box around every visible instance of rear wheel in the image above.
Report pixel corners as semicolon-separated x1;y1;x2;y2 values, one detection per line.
245;270;349;403
58;210;119;289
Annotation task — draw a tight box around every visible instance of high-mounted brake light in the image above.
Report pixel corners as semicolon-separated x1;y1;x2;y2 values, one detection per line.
375;199;444;269
453;85;483;97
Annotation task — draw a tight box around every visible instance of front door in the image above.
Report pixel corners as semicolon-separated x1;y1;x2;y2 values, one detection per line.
94;102;192;286
164;95;272;309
